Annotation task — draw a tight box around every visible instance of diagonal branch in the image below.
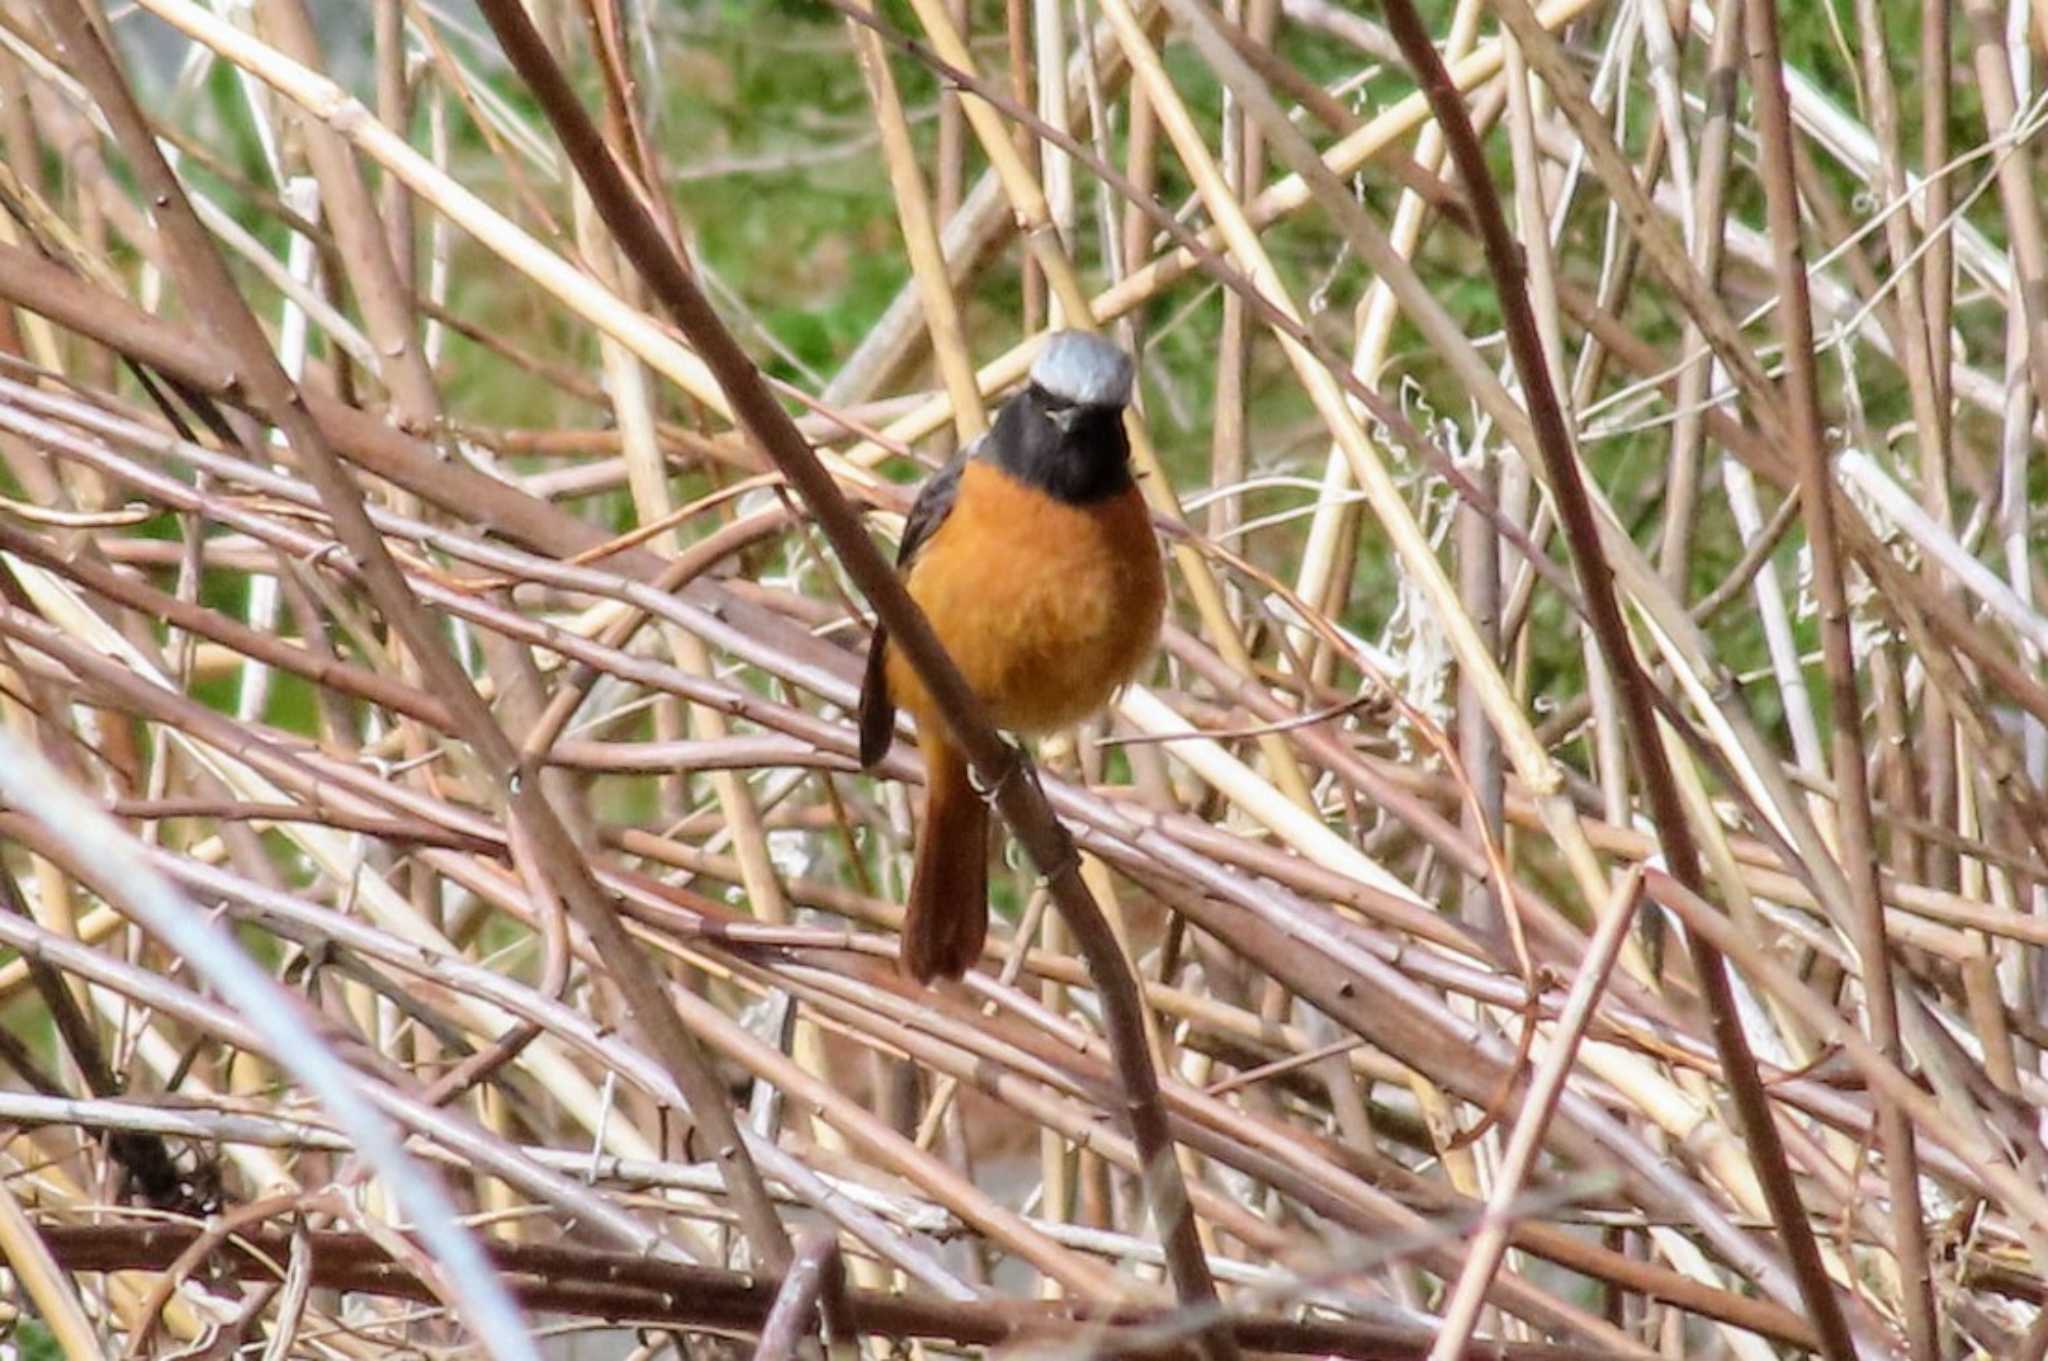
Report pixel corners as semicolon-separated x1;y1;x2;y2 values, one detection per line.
36;0;792;1277
465;0;1231;1351
1745;0;1938;1352
1371;0;1867;1355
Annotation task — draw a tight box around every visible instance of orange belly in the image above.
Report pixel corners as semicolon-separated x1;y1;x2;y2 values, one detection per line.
885;460;1165;735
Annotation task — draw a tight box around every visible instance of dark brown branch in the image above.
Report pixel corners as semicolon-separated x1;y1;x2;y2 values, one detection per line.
752;1230;845;1361
30;1222;1644;1361
1743;0;1937;1351
37;0;791;1273
464;0;1228;1350
1371;1;1866;1354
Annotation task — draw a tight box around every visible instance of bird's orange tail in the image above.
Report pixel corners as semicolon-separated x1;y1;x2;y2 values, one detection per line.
901;738;989;983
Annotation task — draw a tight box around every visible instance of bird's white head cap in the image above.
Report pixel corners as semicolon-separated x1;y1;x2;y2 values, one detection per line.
1029;330;1135;409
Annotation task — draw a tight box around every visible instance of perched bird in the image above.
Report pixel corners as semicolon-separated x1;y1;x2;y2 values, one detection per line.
859;331;1167;983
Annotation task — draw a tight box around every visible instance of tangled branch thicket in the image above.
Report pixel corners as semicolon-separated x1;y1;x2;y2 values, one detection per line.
0;0;2044;1356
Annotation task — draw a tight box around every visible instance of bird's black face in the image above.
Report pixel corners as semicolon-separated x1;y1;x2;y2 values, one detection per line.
985;383;1134;505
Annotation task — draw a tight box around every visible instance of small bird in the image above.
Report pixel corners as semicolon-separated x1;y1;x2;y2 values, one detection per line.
859;331;1167;983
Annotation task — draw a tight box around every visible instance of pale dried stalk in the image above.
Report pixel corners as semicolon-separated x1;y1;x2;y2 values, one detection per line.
1429;870;1643;1359
844;0;1604;471
1289;0;1488;668
0;1179;99;1361
847;1;989;441
1097;0;1620;933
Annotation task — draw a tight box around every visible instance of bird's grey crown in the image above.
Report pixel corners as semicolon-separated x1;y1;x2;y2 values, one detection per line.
1029;330;1135;409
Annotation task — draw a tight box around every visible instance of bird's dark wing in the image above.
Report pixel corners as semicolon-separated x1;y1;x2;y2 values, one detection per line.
858;450;968;768
893;447;968;568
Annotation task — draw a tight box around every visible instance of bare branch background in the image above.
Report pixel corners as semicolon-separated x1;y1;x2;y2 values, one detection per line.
0;0;2043;1357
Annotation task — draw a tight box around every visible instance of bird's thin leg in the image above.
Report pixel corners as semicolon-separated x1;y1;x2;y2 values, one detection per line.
965;739;1033;804
971;743;1087;889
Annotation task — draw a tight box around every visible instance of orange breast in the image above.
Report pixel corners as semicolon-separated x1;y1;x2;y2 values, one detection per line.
885;460;1166;736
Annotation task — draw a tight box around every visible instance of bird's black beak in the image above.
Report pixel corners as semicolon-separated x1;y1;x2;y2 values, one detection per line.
1047;402;1120;437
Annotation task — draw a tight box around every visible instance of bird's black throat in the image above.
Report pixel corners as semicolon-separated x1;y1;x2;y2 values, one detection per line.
983;383;1135;505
